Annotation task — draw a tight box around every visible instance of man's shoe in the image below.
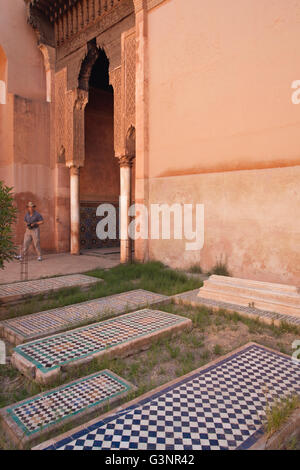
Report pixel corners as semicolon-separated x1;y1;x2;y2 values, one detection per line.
37;257;42;262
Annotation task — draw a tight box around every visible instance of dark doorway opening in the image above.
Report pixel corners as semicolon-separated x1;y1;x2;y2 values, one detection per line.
80;48;120;251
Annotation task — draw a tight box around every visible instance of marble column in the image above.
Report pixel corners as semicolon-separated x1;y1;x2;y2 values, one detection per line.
70;165;80;255
119;156;133;263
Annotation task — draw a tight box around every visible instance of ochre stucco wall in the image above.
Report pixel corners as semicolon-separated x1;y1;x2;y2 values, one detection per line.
0;0;52;253
148;166;300;284
0;0;46;100
13;96;53;251
145;0;300;284
80;88;119;203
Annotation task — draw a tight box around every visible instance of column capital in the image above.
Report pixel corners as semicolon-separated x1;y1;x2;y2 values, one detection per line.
74;89;89;111
119;155;135;168
68;165;80;175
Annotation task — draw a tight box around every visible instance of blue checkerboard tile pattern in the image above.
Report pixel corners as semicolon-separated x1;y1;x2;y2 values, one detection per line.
44;344;300;450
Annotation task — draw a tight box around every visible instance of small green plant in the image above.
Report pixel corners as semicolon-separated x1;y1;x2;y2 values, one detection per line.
189;264;203;274
285;435;300;450
192;308;212;330
213;344;223;356
210;260;231;277
165;342;180;359
201;350;210;361
0;181;17;269
265;395;300;437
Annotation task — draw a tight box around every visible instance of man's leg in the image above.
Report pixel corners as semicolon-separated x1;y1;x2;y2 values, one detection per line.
22;230;32;258
32;228;42;258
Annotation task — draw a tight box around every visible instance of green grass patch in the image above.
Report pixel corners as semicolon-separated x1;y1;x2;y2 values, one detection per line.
213;344;224;356
87;261;202;296
208;260;231;277
265;395;300;437
188;264;203;274
3;262;203;320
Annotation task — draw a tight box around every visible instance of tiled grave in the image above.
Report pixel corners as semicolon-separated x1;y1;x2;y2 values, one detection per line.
0;275;100;305
0;370;133;449
0;290;168;345
173;289;300;327
35;344;300;451
12;309;191;384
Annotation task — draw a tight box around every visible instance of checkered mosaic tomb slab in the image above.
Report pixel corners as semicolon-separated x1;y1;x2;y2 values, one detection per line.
0;370;132;448
1;290;168;344
38;344;300;451
12;309;191;383
0;275;99;304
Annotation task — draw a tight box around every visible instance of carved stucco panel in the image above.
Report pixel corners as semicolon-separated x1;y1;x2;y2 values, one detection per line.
110;66;123;158
65;88;89;168
65;89;75;167
124;30;136;134
55;68;67;162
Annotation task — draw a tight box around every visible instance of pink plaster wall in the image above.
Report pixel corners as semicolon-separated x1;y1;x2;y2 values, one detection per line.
0;0;52;253
13;96;53;251
145;0;300;283
0;0;46;100
148;166;300;284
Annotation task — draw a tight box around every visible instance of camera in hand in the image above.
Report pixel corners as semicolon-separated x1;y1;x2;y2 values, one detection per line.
27;223;38;230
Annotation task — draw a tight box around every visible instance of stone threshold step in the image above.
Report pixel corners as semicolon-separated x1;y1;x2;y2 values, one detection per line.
0;290;169;345
173;289;300;326
0;370;134;449
206;275;299;294
202;280;300;304
0;274;101;305
199;288;300;317
199;276;300;317
12;309;192;384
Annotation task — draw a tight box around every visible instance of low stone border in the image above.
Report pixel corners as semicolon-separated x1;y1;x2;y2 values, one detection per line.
250;407;300;450
0;370;134;449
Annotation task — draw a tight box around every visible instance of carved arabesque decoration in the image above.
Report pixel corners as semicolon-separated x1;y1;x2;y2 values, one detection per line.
78;39;99;91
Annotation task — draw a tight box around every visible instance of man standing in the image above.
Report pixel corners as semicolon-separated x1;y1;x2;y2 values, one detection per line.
17;202;44;261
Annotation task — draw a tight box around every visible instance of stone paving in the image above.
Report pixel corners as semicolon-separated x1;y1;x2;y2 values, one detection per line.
35;344;300;450
0;370;133;449
0;251;119;285
12;309;192;384
174;289;300;326
0;290;168;345
0;274;100;305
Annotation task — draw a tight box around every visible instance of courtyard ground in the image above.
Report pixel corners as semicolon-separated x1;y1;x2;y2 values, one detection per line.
0;249;120;285
0;263;299;449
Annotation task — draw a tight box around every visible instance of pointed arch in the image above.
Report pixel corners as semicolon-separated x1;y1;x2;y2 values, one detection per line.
125;125;136;159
